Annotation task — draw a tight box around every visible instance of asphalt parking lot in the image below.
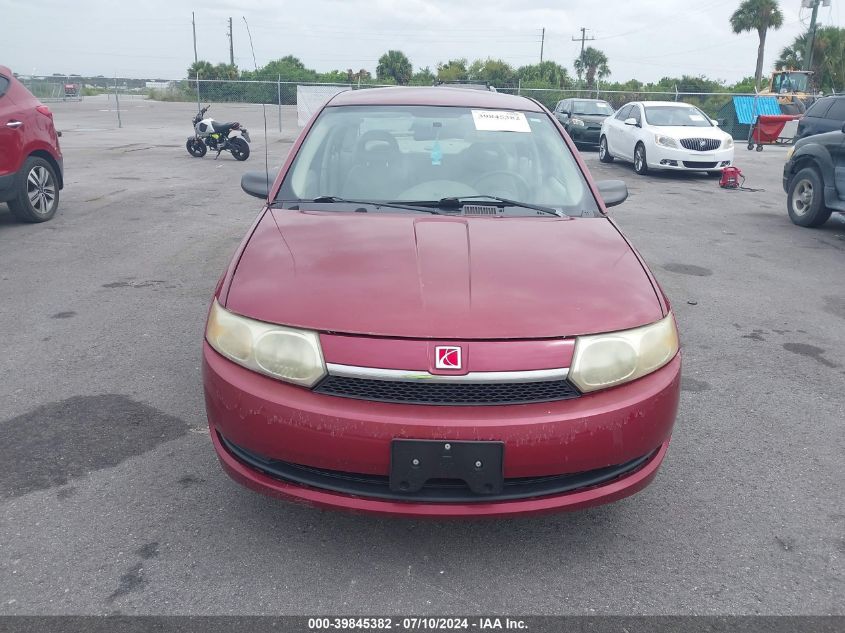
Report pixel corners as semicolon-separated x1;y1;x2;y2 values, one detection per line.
1;96;843;615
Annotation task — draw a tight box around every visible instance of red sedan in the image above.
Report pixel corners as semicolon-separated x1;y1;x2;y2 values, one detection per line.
203;87;681;518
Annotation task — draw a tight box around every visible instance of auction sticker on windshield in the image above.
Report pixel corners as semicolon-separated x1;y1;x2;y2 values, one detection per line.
471;110;531;133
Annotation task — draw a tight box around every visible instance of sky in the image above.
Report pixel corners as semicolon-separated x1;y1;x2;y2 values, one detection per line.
2;0;843;83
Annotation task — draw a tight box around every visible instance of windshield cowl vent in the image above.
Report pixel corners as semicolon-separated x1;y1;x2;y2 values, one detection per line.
461;205;504;217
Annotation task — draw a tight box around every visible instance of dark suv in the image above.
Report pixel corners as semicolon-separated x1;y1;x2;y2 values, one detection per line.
783;123;845;227
0;66;64;222
795;96;845;141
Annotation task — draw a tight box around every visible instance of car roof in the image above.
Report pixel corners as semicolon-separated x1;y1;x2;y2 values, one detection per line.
327;86;544;111
0;65;11;76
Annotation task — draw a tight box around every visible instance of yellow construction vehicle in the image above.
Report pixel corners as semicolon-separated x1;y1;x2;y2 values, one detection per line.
760;70;815;114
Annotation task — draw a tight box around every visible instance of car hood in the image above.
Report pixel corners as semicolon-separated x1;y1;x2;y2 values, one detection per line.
572;113;610;125
224;210;663;339
796;129;843;148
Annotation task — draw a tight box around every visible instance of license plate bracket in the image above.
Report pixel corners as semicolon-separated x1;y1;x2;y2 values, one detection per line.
390;439;504;495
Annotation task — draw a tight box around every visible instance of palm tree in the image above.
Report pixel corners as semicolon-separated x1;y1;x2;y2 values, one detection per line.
730;0;784;90
777;26;845;93
574;47;610;89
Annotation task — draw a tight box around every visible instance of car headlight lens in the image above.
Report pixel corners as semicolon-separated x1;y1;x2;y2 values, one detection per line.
655;134;678;148
569;313;679;393
723;136;734;149
206;299;326;387
570;117;586;128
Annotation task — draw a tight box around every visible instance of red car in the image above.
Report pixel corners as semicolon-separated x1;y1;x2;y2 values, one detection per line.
0;66;64;223
203;87;681;518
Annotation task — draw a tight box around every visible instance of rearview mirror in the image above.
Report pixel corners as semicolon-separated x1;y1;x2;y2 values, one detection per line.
596;180;628;208
624;117;638;127
241;171;273;199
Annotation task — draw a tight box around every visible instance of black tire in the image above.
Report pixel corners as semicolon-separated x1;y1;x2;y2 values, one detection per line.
633;143;648;175
787;167;831;228
186;138;207;158
598;136;614;163
747;142;754;150
756;144;764;152
230;137;250;161
7;156;59;223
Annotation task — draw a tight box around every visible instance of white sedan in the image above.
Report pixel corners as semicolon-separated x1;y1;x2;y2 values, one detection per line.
599;101;734;175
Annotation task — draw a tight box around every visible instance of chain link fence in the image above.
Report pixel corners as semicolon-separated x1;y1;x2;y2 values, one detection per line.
24;75;827;139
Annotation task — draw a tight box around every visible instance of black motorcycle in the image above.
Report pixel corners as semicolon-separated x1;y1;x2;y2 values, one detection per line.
186;105;251;161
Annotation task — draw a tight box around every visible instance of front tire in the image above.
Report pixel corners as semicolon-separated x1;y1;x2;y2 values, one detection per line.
598;136;614;163
230;137;250;161
7;157;59;223
186;138;207;158
787;167;831;227
633;143;648;175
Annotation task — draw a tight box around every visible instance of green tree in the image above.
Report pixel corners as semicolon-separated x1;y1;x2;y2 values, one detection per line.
574;47;610;89
411;66;436;85
376;50;412;85
776;26;845;93
730;0;784;90
467;58;517;87
517;61;571;88
187;60;215;79
436;59;468;82
242;56;318;82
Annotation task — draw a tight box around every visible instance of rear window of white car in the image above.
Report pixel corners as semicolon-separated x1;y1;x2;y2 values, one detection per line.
644;105;712;127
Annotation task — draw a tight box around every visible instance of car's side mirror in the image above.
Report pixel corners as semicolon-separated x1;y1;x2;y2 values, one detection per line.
624;117;638;127
241;171;272;199
596;180;628;208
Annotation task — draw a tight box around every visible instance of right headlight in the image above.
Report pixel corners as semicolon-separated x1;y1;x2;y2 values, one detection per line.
205;299;326;387
569;313;679;393
655;134;678;148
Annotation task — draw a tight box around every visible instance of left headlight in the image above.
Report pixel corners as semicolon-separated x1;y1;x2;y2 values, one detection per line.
205;299;326;387
569;313;679;393
570;117;586;128
723;136;734;149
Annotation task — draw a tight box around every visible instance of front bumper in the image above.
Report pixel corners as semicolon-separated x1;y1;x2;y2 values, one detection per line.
647;144;734;170
568;125;602;146
203;342;681;517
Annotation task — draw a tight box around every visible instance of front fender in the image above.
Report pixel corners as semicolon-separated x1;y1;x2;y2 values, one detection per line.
787;143;837;206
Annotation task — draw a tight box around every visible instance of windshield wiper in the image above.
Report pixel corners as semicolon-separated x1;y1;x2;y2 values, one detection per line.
271;196;442;214
405;195;561;217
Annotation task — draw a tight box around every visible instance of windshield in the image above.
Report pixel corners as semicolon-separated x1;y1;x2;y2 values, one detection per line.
773;72;809;93
572;100;614;116
643;105;712;127
278;104;599;217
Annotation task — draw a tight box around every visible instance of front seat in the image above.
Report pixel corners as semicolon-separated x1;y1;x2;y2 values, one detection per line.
342;130;405;199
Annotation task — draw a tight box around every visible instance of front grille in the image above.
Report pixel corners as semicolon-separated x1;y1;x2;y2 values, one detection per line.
682;161;718;168
680;137;721;151
314;375;580;406
220;434;656;503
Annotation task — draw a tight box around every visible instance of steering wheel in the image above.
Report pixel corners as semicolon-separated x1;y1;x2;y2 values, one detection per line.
472;171;530;201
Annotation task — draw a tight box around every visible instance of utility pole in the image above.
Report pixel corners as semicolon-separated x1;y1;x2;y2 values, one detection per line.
540;28;545;64
572;27;595;82
192;12;198;64
802;0;822;72
227;17;234;67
